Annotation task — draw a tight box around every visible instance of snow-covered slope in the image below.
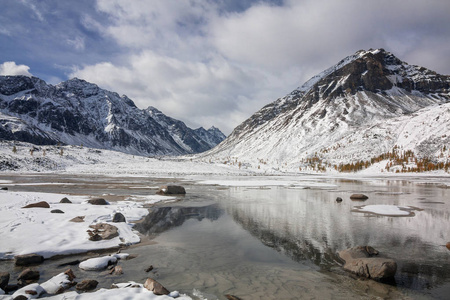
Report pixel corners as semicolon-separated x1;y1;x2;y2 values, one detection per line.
0;76;226;156
200;49;450;172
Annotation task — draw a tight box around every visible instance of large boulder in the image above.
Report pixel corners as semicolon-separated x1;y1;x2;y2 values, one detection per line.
22;201;50;208
143;278;170;295
157;185;186;195
15;254;44;266
338;246;397;280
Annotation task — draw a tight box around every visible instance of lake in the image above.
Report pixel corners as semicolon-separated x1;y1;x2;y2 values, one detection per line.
1;174;449;299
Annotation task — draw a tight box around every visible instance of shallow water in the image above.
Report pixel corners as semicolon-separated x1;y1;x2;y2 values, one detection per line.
1;174;450;299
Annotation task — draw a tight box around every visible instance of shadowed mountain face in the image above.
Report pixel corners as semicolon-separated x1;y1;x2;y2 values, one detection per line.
0;76;226;156
134;204;222;235
203;49;450;167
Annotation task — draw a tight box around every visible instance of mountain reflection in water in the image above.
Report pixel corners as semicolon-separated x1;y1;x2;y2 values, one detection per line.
135;204;222;236
134;181;450;292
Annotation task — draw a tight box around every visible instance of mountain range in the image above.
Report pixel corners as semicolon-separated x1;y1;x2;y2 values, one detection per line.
0;76;225;156
201;49;450;172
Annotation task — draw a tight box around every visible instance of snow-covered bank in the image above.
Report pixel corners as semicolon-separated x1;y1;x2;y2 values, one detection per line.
2;140;450;178
0;190;153;259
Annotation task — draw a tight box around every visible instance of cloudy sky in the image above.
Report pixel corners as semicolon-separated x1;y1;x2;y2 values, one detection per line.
1;0;449;134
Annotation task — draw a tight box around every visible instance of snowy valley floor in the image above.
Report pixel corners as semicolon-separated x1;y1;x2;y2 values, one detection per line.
1;142;450;299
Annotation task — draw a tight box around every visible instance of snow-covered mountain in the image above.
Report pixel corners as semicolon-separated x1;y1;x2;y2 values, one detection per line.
146;107;226;153
0;76;225;156
201;49;450;172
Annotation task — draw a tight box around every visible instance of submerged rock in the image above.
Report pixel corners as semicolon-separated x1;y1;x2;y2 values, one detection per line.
157;185;186;195
446;242;450;250
338;246;397;280
336;197;343;202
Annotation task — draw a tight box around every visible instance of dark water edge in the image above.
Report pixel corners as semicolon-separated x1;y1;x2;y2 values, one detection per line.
0;174;450;299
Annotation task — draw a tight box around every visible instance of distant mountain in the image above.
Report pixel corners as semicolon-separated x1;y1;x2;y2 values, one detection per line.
145;106;226;153
202;49;450;172
0;76;226;156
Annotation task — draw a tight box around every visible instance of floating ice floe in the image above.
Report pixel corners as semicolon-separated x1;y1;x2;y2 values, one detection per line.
352;204;420;217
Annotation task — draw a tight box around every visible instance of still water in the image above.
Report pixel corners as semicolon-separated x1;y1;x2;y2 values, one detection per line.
1;174;450;299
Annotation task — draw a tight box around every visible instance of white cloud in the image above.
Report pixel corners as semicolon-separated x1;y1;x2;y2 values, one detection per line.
19;0;44;22
67;36;85;51
69;0;450;134
0;61;33;77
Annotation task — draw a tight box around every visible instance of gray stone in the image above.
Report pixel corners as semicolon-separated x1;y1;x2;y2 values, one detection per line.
143;278;170;295
15;254;44;266
87;198;108;205
60;197;72;203
76;279;98;291
17;269;40;282
69;216;85;222
338;246;397;280
112;212;126;223
157;185;186;195
0;272;9;290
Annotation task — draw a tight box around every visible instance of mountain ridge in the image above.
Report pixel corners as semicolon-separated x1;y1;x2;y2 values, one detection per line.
0;76;226;156
200;49;450;173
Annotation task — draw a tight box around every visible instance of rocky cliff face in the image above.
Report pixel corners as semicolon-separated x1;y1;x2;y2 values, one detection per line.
0;76;226;156
202;49;450;170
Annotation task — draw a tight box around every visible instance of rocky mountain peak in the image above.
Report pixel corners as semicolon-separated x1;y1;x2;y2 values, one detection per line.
0;76;226;156
203;49;450;171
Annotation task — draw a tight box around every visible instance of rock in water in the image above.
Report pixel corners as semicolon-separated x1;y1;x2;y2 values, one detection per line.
0;272;9;290
51;209;64;214
17;269;40;282
336;197;343;202
446;242;450;250
350;194;369;200
76;279;98;291
143;278;170;295
157;185;186;195
338;246;397;280
15;254;44;266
